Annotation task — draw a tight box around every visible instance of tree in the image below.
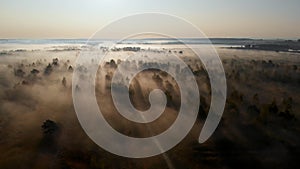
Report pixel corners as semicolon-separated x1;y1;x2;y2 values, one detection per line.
42;119;59;135
68;65;73;72
40;120;60;153
31;69;40;75
52;58;59;66
62;77;67;87
44;63;53;75
110;59;117;68
268;99;278;114
14;68;25;77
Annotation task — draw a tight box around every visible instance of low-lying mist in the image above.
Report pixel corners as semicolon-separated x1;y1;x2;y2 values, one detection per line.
0;47;299;169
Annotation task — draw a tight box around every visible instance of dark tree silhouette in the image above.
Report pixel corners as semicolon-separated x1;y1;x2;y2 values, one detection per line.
109;59;117;68
268;99;278;114
52;58;59;66
30;69;40;75
42;120;59;135
40;119;60;153
62;77;67;87
14;68;25;77
279;97;296;120
68;65;73;72
198;96;209;120
44;63;53;75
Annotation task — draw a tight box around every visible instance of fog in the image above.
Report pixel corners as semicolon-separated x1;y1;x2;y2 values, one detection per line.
0;46;300;168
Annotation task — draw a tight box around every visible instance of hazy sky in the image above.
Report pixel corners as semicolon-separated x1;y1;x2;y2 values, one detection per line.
0;0;299;39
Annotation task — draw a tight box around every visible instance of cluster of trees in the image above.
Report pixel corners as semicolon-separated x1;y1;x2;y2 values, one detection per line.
11;57;73;88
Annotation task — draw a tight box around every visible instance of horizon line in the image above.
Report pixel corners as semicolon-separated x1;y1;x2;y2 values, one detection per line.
0;37;299;41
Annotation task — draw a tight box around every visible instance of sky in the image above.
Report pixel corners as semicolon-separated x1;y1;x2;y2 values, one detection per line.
0;0;299;39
